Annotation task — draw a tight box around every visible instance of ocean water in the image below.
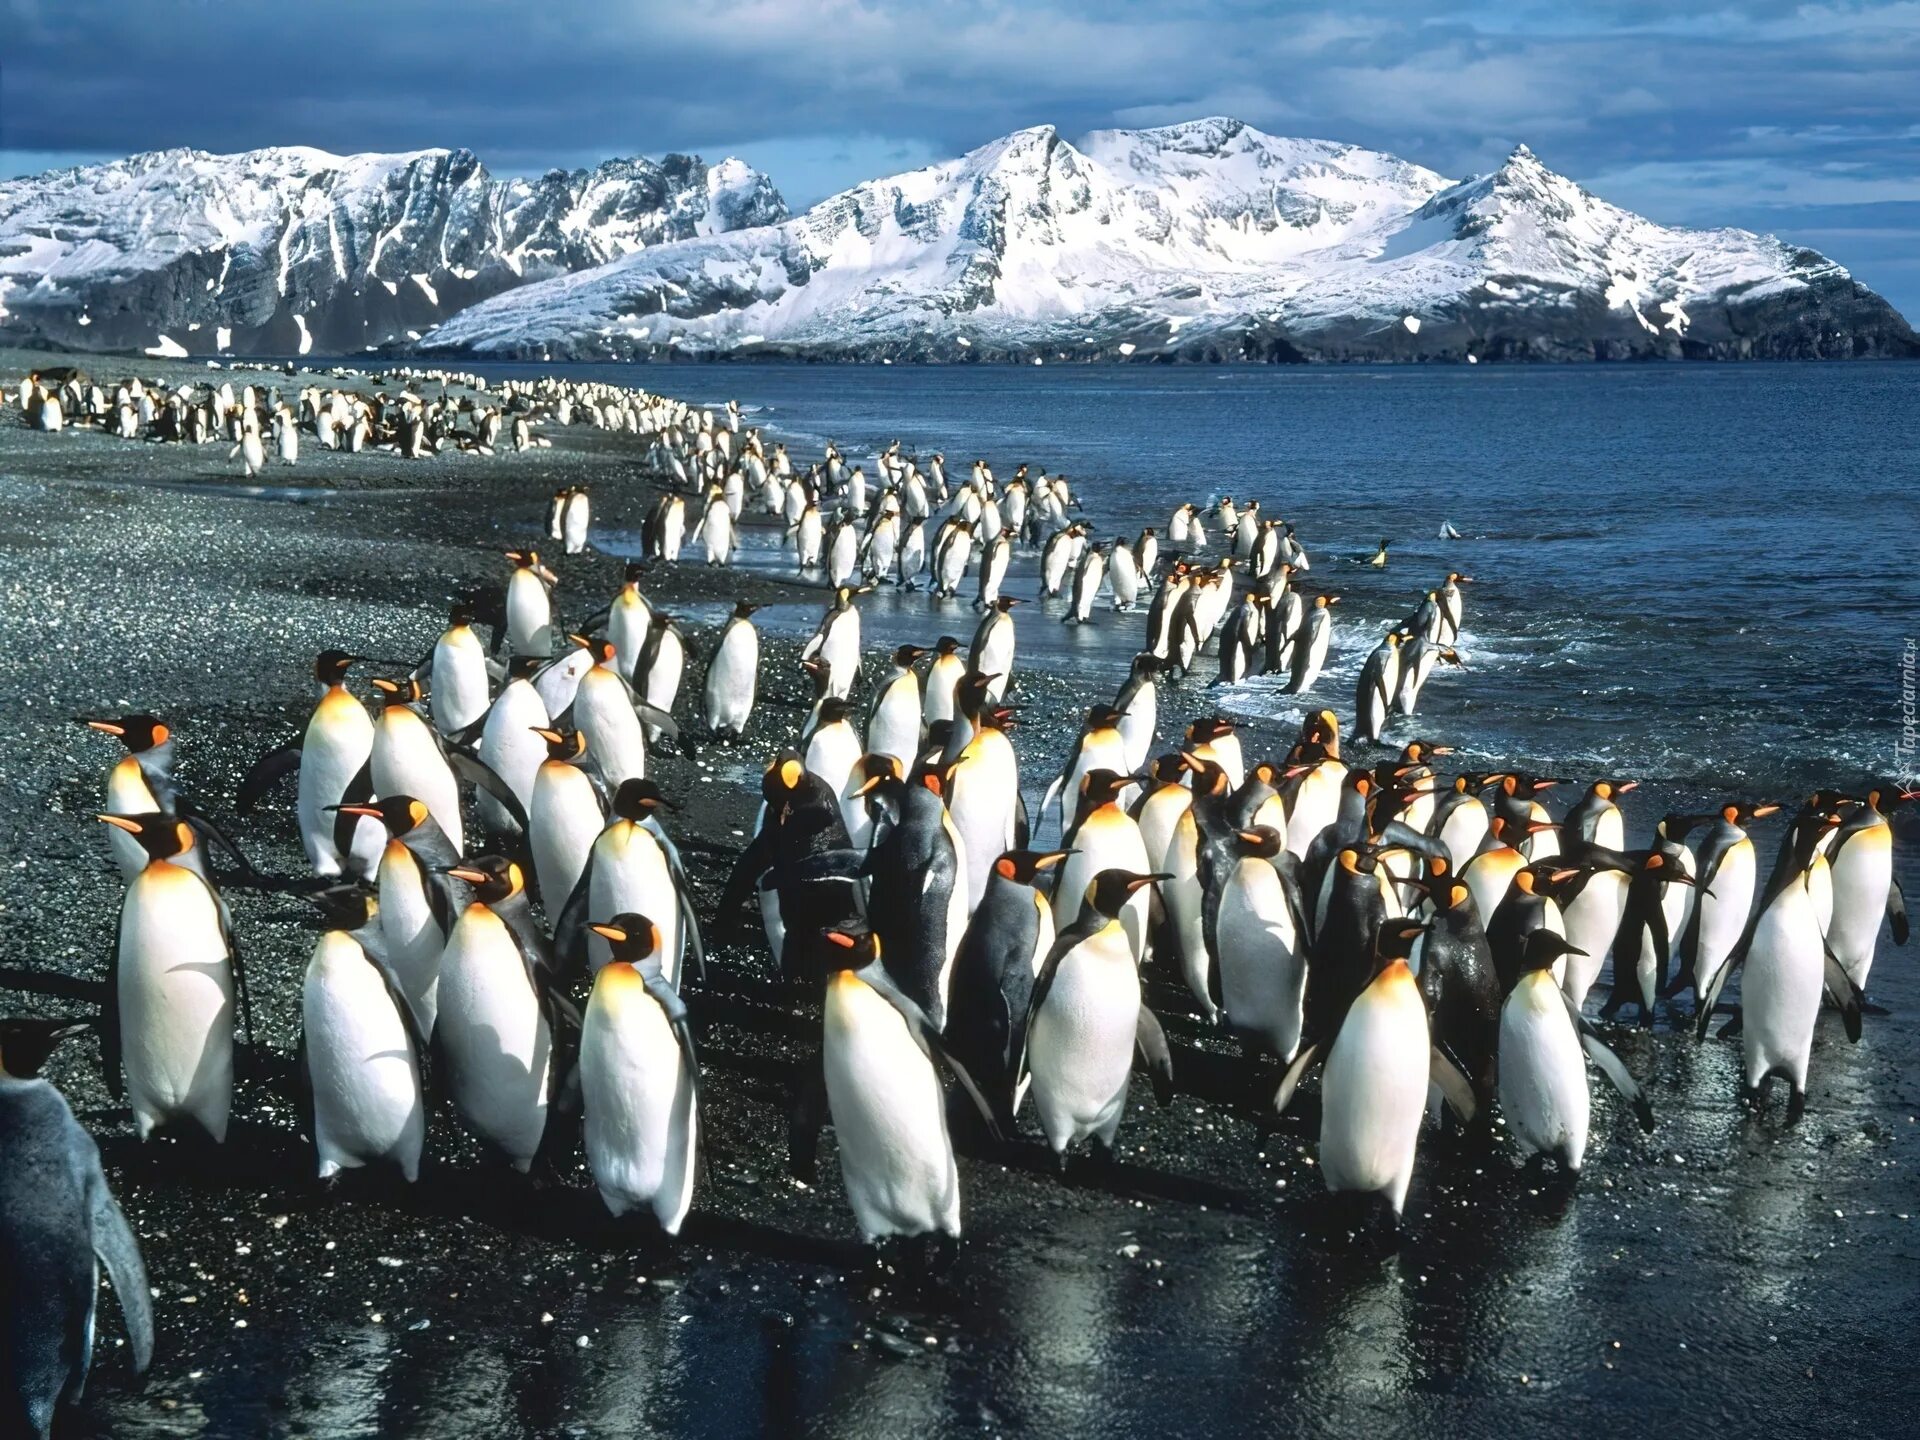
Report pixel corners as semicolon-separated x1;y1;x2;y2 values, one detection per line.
471;359;1920;804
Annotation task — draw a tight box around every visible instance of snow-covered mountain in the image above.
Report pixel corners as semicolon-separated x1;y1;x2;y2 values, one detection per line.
0;146;786;357
425;119;1916;363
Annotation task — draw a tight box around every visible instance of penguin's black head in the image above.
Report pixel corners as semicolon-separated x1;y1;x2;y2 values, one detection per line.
625;562;649;584
853;754;906;797
1146;753;1187;785
890;643;927;668
370;675;424;708
314;649;358;685
732;600;760;620
1234;826;1285;858
507;654;545;682
956;671;994;715
96;811;194;861
442;854;525;905
995;596;1020;613
588;913;663;966
531;726;588;762
820;925;880;971
993;849;1072;885
303;883;378;932
1337;846;1379;880
0;1017;93;1079
762;752;807;801
1083;869;1165;920
1519;929;1586;974
817;697;855;727
934;636;961;656
1087;705;1124;731
612;778;676;821
1079;768;1134;808
448;600;475;628
1130;652;1161;679
1399;740;1453;765
1186;715;1234;744
331;793;429;837
80;713;170;754
1637;850;1693;885
1180;752;1230;796
1723;801;1781;825
1588;779;1637;802
1372;917;1429;969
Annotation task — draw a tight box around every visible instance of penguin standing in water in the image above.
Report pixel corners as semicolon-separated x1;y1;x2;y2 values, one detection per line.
435;856;578;1171
0;1028;153;1440
1498;929;1654;1176
946;849;1068;1125
239;650;381;879
578;915;700;1235
97;814;248;1142
1599;845;1697;1026
330;795;457;1033
1825;785;1912;994
555;779;705;987
1670;802;1778;1007
703;601;760;742
1285;594;1339;695
298;886;427;1182
857;768;969;1028
804;927;997;1253
1020;870;1176;1169
1274;919;1477;1227
1697;809;1861;1120
800;587;864;701
1352;631;1402;744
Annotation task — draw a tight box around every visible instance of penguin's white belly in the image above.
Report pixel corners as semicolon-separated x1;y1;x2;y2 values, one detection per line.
120;865;233;1141
823;977;960;1240
576;673;646;786
1027;937;1138;1152
534;649;591;719
299;692;375;876
431;634;490;736
1828;829;1893;987
1438;805;1488;873
821;629;860;698
949;762;1017;912
1055;819;1150;959
1286;766;1342;861
530;767;602;912
1218;863;1306;1060
588;828;680;982
377;847;443;1032
1137;790;1191;874
1164;821;1214;1021
1559;872;1627;1008
704;629;759;735
479;686;549;829
643;646;684;727
106;761;207;881
435;909;552;1170
866;688;922;767
1661;850;1697;959
1319;981;1427;1214
507;572;552;656
580;985;698;1232
1499;975;1589;1169
303;934;424;1180
1694;844;1755;997
1742;887;1823;1092
609;600;651;682
563;499;590;555
373;713;462;855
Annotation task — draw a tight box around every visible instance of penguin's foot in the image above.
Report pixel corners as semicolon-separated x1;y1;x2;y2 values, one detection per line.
1785;1088;1808;1126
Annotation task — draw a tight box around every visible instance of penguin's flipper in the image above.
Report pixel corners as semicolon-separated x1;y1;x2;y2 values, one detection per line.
551;868;593;979
1694;942;1746;1040
717;828;773;925
1428;1044;1478;1123
1889;878;1909;946
101;928;125;1100
1821;947;1865;1043
672;864;708;985
917;1022;1003;1142
787;1059;829;1184
1014;791;1031;850
1271;1041;1321;1117
634;700;681;742
1134;1007;1176;1106
89;1180;153;1373
446;751;530;832
1564;999;1656;1131
181;807;259;882
331;762;376;859
236;739;302;813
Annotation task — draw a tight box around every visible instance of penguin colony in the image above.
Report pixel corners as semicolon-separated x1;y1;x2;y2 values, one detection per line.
3;366;1912;1432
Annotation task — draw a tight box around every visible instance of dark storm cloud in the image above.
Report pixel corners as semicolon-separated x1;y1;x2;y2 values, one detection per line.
5;1;1919;311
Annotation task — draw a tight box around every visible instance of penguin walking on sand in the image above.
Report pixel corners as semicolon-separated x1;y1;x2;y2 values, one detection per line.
704;602;760;741
1696;808;1861;1121
298;886;427;1182
1274;919;1477;1227
0;1027;153;1439
578;915;700;1235
435;856;579;1172
1285;595;1339;694
799;927;997;1255
1499;929;1654;1176
97;813;248;1143
1020;870;1176;1170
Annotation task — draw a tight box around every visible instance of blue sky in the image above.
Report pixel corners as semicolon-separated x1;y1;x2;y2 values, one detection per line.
4;0;1918;317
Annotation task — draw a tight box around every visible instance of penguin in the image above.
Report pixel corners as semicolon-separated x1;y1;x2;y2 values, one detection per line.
968;599;1019;703
1352;632;1402;744
504;550;558;658
1067;542;1107;624
567;637;650;788
0;1040;153;1439
1825;785;1913;993
578;916;700;1234
298;886;427;1181
864;644;927;767
365;676;467;855
1055;770;1154;961
428;601;492;739
703;601;760;741
1274;918;1477;1223
78;713;228;883
606;564;655;683
718;756;862;985
329;795;457;1033
1460;815;1552;933
807;927;994;1247
1397;866;1500;1106
1213;826;1312;1061
803;699;864;829
800;587;865;701
1162;755;1235;1023
476;655;551;833
946;693;1023;914
561;486;592;556
96;814;246;1142
1283;712;1346;860
1555;848;1635;1011
1039;706;1130;842
1599;844;1697;1026
554;779;705;988
238;650;380;879
1185;713;1245;791
1671;802;1778;1006
1393;635;1463;718
1498;930;1654;1174
527;727;608;917
1285;594;1339;694
1020;871;1175;1167
1432;771;1496;872
946;849;1068;1125
1561;780;1637;853
1437;572;1473;642
435;856;578;1170
1486;861;1574;995
976;527;1012;608
856;768;969;1029
1110;653;1160;775
923;636;967;730
1696;809;1861;1120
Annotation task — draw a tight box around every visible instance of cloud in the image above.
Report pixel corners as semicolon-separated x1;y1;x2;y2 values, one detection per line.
3;1;1918;313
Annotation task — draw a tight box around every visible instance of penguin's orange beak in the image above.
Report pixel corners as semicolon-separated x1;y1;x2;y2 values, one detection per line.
96;814;142;833
333;804;383;819
588;923;628;943
83;719;126;736
444;866;489;885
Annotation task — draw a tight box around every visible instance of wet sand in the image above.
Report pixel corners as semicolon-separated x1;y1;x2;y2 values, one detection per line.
0;349;1914;1439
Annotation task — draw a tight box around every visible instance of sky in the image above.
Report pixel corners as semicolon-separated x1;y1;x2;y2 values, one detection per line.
3;0;1918;318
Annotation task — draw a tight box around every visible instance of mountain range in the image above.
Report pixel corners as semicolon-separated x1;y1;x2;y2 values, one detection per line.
3;119;1912;363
